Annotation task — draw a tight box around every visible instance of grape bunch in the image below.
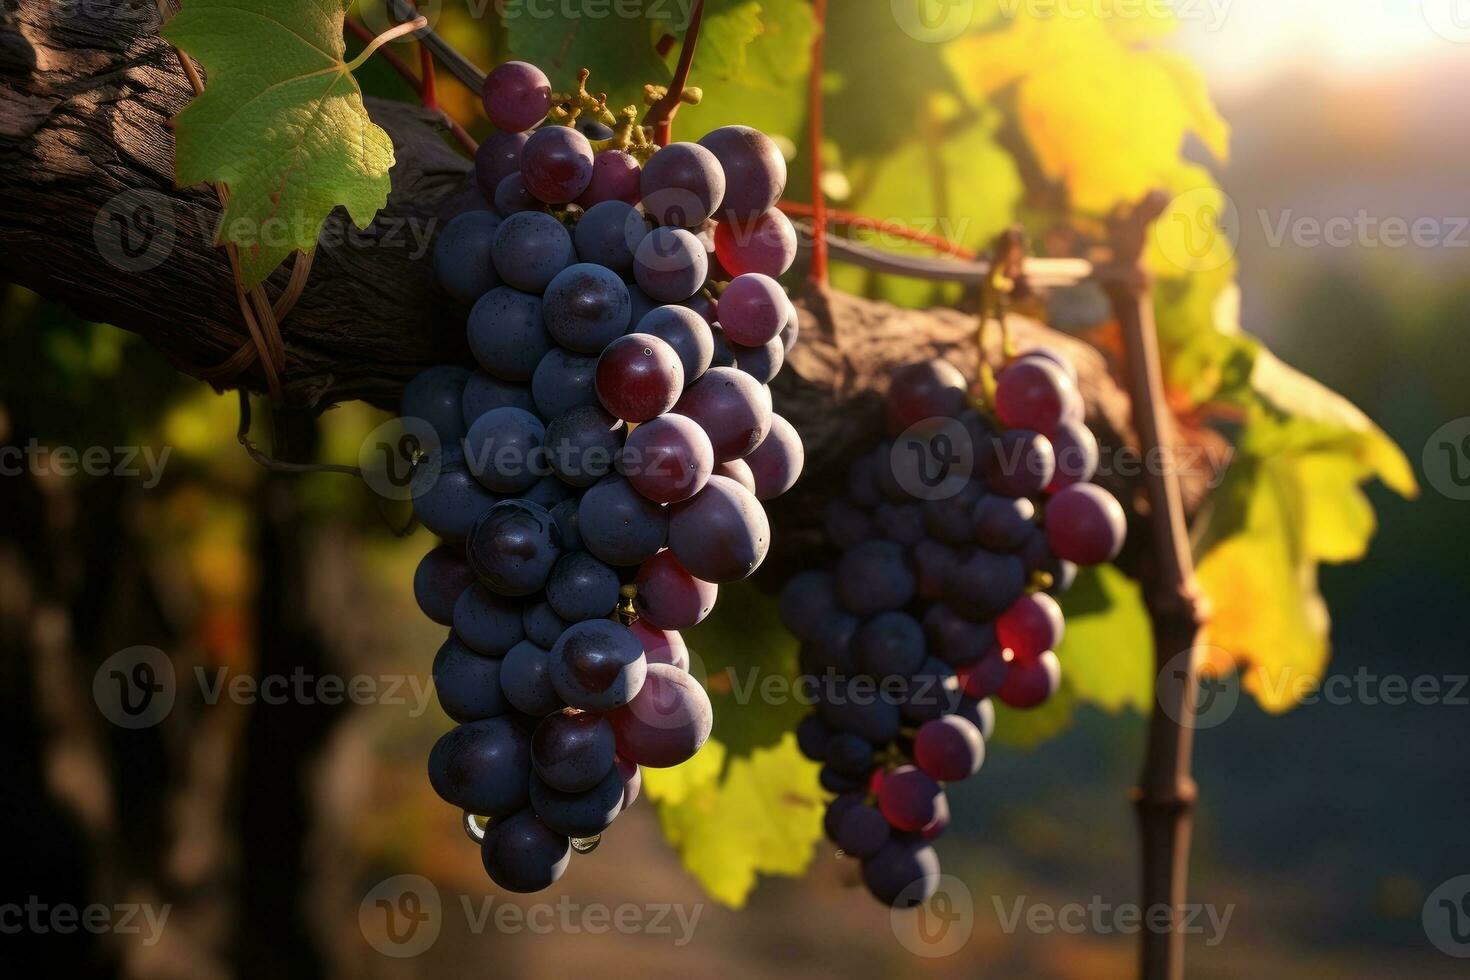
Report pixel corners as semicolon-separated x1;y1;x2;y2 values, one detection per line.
406;62;805;893
781;352;1127;907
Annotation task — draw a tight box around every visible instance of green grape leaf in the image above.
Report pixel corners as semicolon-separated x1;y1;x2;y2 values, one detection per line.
642;735;823;907
1058;565;1155;713
990;685;1077;750
685;581;808;757
163;0;395;288
504;4;665;109
657;0;763;81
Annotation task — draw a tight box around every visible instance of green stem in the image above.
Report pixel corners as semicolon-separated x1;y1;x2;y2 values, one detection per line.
345;17;427;74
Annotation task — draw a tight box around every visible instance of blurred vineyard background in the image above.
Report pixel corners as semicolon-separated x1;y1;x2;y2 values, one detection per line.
3;1;1468;977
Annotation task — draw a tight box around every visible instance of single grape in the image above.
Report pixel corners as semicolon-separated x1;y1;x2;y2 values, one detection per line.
673;367;772;462
824;497;873;551
779;299;800;352
902;656;958;724
492;211;575;293
621;412;714;504
818;679;901;744
1046;482;1127;565
608;662;713;768
520;124;594;204
432;635;508;722
985;429;1056;497
434;211;502;303
995;357;1081;435
913;537;959;601
1045;555;1078;596
549;618;648;712
836;539;915;617
596;333;684;423
944;548;1025;621
1014;346;1079;384
493;172;548;216
531;348;598;419
402;365;470;447
633;227;708;302
804;611;860;677
731;335;785;384
412;454;497;541
542;263;632;353
616;755;642;810
546;551;621;623
715;458;757;495
957;647;1011;699
481;808;569;893
847;453;883;509
466;499;563;596
524;474;573;509
998;650;1062;708
577;474;669;565
796;712;833;762
628;286;659;326
922;604;995;668
453;583;525;656
714;208;797;278
482;60;552;132
468;287;553;382
501;640;565;716
474;130;529;202
824;731;875;779
640;142;726;227
463;371;535;424
463;406;545;495
918;478;983;543
543;405;622;488
577;117;615;140
824;793;862;840
629;619;690;671
1047;418;1100;491
778;569;841;643
530;766;624;837
573;200;647;279
531;707;616;792
522;600;570;650
636;305;714;383
914;715;985;782
668;475;770;582
972;493;1037;552
875;501;927;547
854;611;926;679
877;765;944;832
955;696;996;741
576;149;642;207
698;125;786;220
887;359;967;432
996;592;1065;659
719;273;787;346
428;716;531;816
834;804;891;859
708;324;736;369
743;414;803;501
414;544;474;626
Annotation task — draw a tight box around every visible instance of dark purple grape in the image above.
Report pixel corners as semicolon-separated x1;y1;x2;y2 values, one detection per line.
824;731;875;779
854;611;926;679
545;405;622;488
463;371;535;424
958;647;1011;699
955;696;996;741
640;142;726;227
998;650;1062;708
779;570;841;643
887;359;967;432
1046;482;1127;565
944;549;1025;621
482;60;552;132
729;335;784;384
708;324;736;368
834;803;890;858
847;452;883;509
531;348;598;419
468;287;552;382
573;200;648;279
609;663;713;767
719;273;787;346
402;365;470;447
530;766;624;837
434;210;502;303
432;635;508;722
412;454;497;541
577;475;668;565
796;712;833;762
634;549;717;629
819;679;901;743
673;367;772;462
972;492;1037;552
714;208;797;278
501;640;564;716
428;716;531;815
902;656;957;724
630;619;690;671
493;172;548;216
875;501;926;546
915;715;984;782
578;117;616;140
996;592;1065;659
836;539;915;616
995;356;1080;435
697;125;786;220
475;130;529;201
522;600;570;649
668;475;770;582
743;413;803;500
546;551;621;623
481;809;569;893
824;793;861;840
779;299;800;352
862;840;941;907
453;583;525;656
985;429;1056;497
531;707;616;792
1045;555;1078;596
633;227;708;302
820;766;862;794
577;149;642;207
549;619;647;712
913;537;958;601
635;305;714;383
596;333;685;423
524;474;573;509
466;499;563;596
922;604;995;667
617;755;642;810
805;611;860;677
464;406;545;495
543;263;632;353
493;210;575;293
621;413;714;504
824;497;873;550
414;544;474;626
1047;418;1100;491
877;765;943;832
520;124;594;204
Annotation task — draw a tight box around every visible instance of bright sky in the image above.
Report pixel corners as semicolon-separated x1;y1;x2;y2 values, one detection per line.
1174;0;1465;93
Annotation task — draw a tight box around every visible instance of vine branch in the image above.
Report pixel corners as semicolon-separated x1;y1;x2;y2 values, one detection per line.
644;0;706;145
807;0;830;286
